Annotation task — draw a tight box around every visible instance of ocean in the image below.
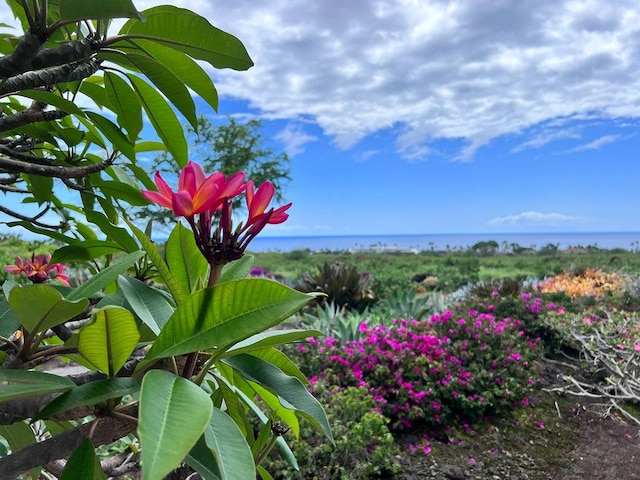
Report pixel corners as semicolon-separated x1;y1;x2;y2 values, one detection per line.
247;232;640;253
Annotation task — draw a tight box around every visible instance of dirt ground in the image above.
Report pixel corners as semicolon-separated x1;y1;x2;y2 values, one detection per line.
394;359;640;480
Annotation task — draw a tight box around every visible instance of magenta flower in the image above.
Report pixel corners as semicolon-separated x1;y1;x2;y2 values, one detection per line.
5;253;70;287
141;161;245;219
143;162;291;268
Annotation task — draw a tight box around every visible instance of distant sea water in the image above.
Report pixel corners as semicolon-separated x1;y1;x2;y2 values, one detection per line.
248;232;640;253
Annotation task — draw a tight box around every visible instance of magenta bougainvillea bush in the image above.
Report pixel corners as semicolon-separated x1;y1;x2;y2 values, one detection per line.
297;298;544;432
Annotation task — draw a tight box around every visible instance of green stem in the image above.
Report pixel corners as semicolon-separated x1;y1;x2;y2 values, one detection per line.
182;263;222;379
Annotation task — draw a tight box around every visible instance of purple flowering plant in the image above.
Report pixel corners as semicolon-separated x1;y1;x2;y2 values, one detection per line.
297;294;543;433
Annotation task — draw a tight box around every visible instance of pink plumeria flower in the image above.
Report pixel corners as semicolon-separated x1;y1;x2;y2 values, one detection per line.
142;161;245;219
245;180;292;228
4;254;70;287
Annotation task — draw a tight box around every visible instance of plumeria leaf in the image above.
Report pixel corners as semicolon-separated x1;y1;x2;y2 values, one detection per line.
0;370;75;403
166;223;209;295
130;40;219;112
226;329;323;358
119;6;253;71
185;437;222;480
77;306;140;377
219;255;254;283
8;285;89;334
51;240;127;263
37;378;141;420
85;112;136;161
118;276;174;336
223;354;333;443
0;421;36;454
123;217;185;305
59;0;143;21
146;279;315;359
105;52;197;130
104;72;142;140
139;370;212;480
64;251;145;301
0;298;20;337
202;407;256;480
60;439;106;480
127;74;188;167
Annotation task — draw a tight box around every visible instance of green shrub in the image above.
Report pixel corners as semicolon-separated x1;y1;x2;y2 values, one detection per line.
297;261;375;312
265;385;401;480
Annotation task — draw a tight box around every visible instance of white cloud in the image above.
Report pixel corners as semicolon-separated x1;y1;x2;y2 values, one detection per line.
7;1;640;161
567;134;622;152
275;124;317;157
487;211;583;226
512;127;582;153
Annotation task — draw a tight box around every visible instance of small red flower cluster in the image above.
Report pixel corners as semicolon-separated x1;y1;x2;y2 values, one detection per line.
142;161;291;265
4;253;70;286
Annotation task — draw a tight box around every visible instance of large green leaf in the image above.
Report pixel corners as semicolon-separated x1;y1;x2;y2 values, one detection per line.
131;40;219;112
0;421;35;454
64;250;145;301
93;179;148;206
203;407;255;480
242;348;308;384
104;72;142;140
223;354;333;443
219;255;254;283
120;6;253;71
186;436;222;480
146;279;314;359
226;329;322;358
18;89;84;116
0;298;20;337
51;240;127;263
83;206;139;253
105;52;197;130
77;306;140;377
59;0;143;21
60;439;105;480
118;276;174;336
0;370;75;403
165;223;208;295
122;217;185;305
127;74;188;167
85;111;136;161
37;377;141;420
8;285;89;334
139;370;213;480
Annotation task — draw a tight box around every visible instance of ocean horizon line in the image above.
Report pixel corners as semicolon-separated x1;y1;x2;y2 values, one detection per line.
258;230;640;239
248;231;640;253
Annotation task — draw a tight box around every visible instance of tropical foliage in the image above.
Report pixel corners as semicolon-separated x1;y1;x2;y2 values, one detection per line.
0;2;331;479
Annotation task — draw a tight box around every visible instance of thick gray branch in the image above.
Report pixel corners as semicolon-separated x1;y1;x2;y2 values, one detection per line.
0;155;115;178
0;106;68;132
0;58;101;96
0;36;96;80
0;410;138;480
0;30;44;79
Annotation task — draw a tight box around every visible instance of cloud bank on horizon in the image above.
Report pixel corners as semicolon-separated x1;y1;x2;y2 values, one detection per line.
137;0;640;162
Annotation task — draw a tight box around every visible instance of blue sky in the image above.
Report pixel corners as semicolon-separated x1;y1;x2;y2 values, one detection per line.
4;0;640;237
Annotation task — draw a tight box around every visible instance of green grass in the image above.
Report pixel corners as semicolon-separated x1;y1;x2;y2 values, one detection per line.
251;249;640;294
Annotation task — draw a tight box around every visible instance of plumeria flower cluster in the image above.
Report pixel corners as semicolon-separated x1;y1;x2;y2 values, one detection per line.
142;161;291;266
4;253;70;287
